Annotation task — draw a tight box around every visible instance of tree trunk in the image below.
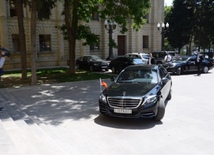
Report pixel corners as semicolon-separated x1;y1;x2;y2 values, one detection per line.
30;0;37;85
64;0;78;74
15;0;27;80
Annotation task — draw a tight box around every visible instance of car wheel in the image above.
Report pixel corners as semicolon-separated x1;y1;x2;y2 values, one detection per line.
176;67;182;75
112;67;116;73
203;66;209;73
76;64;80;69
155;99;165;121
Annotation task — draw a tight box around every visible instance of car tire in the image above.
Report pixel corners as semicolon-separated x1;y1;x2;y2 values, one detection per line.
176;67;182;75
155;99;165;121
203;66;209;73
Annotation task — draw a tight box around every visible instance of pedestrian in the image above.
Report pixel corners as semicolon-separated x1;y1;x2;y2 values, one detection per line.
196;51;202;76
164;52;172;63
0;46;8;112
147;53;155;65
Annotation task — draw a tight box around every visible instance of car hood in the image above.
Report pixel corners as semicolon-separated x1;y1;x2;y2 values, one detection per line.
103;82;158;97
95;60;109;64
164;61;184;67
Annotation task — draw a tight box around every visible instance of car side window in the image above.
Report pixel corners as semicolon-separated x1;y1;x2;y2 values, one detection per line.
159;67;168;79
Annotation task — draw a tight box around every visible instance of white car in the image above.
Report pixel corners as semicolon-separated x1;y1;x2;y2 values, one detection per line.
124;53;149;64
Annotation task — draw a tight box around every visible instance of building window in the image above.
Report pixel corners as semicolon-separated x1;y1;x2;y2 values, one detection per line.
12;34;20;52
90;35;100;50
143;35;149;48
91;11;99;21
39;35;51;52
10;0;16;17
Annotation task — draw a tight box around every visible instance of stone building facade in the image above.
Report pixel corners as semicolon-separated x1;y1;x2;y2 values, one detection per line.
0;0;164;70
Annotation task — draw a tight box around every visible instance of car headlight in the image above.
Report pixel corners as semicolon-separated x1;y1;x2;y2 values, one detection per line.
99;93;107;103
144;95;157;105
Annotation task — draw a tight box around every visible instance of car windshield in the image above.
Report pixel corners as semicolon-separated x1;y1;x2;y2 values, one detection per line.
142;55;149;59
91;55;103;61
173;56;189;62
133;58;144;64
117;68;158;84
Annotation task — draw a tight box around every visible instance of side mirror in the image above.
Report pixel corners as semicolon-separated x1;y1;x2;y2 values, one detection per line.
161;77;168;85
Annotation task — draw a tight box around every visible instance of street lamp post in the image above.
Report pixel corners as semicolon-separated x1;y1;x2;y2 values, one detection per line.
104;20;117;60
157;22;169;51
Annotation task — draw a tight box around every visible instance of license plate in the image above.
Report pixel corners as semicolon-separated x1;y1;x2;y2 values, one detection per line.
114;109;132;114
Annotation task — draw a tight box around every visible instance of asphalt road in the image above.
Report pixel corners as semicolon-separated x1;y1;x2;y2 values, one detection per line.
0;69;214;155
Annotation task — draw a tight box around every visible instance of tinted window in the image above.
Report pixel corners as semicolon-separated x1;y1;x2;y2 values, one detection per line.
133;58;143;64
117;68;158;84
159;67;168;78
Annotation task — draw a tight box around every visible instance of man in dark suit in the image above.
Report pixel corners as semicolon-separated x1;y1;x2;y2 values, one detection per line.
196;51;202;76
148;53;155;65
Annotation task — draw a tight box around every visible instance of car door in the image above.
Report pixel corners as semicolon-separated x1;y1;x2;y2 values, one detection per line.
187;57;197;71
82;56;92;69
118;57;129;71
159;67;171;101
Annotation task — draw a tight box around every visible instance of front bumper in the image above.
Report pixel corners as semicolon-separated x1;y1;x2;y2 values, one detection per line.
99;100;158;118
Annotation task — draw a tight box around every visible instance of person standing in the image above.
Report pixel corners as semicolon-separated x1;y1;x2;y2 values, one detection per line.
164;52;172;63
0;46;7;112
196;51;202;76
148;53;155;65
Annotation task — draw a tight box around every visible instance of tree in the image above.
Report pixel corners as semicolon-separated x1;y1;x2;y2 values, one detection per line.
11;0;57;84
29;0;57;85
165;0;194;53
166;0;214;53
30;0;37;85
14;0;27;80
192;0;214;51
60;0;151;74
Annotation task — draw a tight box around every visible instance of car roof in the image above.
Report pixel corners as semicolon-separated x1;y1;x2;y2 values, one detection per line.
125;52;148;55
114;56;141;60
124;64;159;70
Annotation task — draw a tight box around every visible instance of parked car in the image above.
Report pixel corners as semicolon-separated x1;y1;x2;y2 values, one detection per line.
151;51;178;64
124;53;149;64
76;55;109;71
109;56;144;73
99;64;172;121
163;55;214;75
151;51;167;64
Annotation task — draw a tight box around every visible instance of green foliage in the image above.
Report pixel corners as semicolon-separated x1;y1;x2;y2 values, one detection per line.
2;68;112;88
99;0;151;33
58;0;151;43
37;0;57;20
166;0;214;51
165;0;194;51
76;25;100;45
15;0;57;20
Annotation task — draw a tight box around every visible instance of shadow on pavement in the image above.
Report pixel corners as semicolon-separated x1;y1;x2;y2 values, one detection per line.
94;114;163;130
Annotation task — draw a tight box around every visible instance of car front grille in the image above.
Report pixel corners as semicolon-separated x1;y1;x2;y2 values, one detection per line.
107;97;142;109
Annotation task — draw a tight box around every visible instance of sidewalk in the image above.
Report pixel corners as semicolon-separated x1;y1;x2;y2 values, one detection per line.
0;79;109;155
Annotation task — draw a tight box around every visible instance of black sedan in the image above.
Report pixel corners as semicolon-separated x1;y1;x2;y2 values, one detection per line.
76;55;109;71
99;65;172;121
109;56;144;73
163;55;214;75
